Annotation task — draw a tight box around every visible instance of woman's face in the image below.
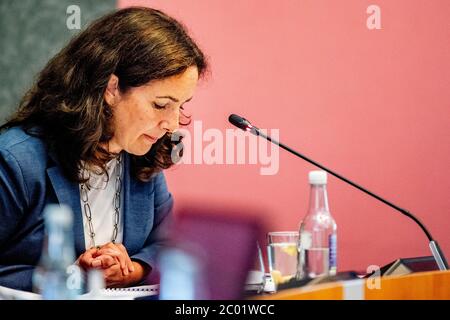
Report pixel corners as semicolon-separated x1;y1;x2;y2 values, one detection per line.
105;66;199;155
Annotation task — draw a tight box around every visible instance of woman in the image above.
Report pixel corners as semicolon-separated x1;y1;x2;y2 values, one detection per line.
0;7;208;291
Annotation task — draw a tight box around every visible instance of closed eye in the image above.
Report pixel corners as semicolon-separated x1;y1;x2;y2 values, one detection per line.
153;103;168;110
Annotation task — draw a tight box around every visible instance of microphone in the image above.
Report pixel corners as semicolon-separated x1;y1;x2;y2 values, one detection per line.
228;113;448;271
228;114;259;135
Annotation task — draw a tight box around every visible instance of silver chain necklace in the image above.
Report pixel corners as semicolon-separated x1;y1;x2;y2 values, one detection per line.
80;154;122;248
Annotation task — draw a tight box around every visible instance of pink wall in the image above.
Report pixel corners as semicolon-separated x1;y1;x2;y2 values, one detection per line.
119;0;450;272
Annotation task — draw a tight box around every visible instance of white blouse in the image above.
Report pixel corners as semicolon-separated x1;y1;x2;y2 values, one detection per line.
79;157;124;249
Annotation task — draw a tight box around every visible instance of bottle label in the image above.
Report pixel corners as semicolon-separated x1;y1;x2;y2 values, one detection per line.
300;231;312;250
329;234;337;269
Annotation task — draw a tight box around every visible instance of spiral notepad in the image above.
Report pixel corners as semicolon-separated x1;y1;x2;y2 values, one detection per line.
100;284;159;298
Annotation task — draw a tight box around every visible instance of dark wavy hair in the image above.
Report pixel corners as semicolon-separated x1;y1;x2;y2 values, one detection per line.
0;7;208;182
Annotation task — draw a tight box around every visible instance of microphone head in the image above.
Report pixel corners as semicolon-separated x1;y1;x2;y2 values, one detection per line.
228;114;252;131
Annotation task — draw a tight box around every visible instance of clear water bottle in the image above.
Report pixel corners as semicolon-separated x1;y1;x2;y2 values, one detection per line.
33;204;82;299
159;247;208;300
297;171;337;279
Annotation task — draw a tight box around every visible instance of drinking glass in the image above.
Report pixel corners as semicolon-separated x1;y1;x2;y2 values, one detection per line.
267;231;299;285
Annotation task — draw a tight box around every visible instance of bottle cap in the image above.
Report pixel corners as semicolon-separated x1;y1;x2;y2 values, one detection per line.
44;204;73;226
309;170;327;185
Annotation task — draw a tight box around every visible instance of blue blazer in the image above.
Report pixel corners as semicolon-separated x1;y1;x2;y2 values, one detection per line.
0;127;173;291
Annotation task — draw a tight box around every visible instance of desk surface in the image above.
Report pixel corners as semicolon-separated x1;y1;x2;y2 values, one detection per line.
256;270;450;300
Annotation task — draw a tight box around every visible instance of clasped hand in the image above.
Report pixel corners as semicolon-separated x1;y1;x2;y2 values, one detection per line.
77;242;145;287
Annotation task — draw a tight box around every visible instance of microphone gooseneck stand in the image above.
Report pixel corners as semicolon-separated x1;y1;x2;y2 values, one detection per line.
228;114;448;270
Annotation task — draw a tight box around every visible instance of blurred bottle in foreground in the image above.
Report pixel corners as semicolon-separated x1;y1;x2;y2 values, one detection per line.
297;171;337;279
33;204;82;299
159;246;208;300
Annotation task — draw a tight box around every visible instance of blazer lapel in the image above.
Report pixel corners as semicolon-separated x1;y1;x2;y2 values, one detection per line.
122;153;154;254
46;165;85;255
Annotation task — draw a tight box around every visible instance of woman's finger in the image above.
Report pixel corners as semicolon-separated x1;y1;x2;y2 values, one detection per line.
103;264;123;287
97;248;127;271
91;254;117;269
78;247;100;269
97;244;128;272
116;243;135;273
97;246;128;276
